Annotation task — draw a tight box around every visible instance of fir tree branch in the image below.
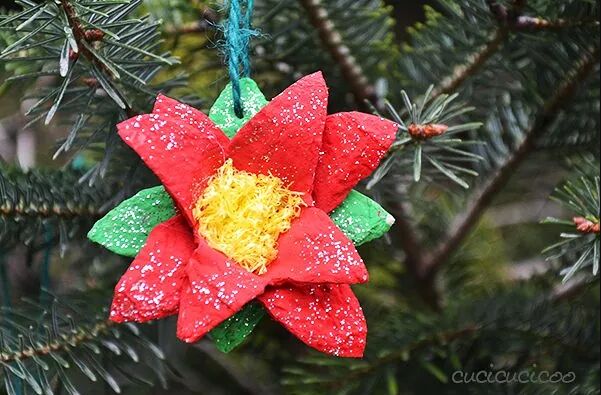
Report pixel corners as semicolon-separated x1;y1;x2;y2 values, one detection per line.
0;321;112;364
430;28;509;99
489;0;600;31
424;46;600;278
57;0;137;117
0;168;109;221
0;294;166;393
387;200;442;308
383;2;517;300
550;275;597;304
298;0;379;109
429;0;522;99
429;0;597;100
0;197;106;220
58;0;111;78
514;16;600;31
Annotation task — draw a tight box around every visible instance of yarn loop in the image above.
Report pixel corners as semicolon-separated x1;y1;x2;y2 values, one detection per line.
225;0;255;118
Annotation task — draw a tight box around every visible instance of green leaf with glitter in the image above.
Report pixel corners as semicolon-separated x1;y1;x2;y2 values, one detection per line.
210;301;266;353
209;77;269;138
87;186;176;257
330;190;395;246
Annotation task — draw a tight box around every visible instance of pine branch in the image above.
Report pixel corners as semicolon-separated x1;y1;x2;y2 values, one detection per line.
424;46;600;278
298;0;379;109
0;293;166;395
371;2;515;305
429;0;599;100
1;0;179;163
428;0;530;100
387;200;443;308
550;274;598;304
543;156;600;281
375;89;483;309
0;321;112;364
430;28;508;100
0;167;113;249
488;0;600;31
0;168;109;220
57;0;136;117
424;0;516;101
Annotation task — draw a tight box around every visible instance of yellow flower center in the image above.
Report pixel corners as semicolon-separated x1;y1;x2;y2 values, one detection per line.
193;159;305;275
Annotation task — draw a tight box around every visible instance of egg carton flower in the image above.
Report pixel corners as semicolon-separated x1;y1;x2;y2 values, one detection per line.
89;72;398;357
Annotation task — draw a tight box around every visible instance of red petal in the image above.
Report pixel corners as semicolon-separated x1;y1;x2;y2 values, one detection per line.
227;72;328;198
313;112;398;213
109;215;195;323
265;208;368;285
152;94;229;147
259;284;367;358
118;112;226;224
109;292;139;323
176;238;267;343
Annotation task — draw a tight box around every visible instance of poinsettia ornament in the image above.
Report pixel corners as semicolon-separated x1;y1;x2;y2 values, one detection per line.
90;72;398;358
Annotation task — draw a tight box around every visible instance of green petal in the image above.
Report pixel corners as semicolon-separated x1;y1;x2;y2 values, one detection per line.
210;301;266;353
209;77;269;138
330;190;395;246
87;186;176;257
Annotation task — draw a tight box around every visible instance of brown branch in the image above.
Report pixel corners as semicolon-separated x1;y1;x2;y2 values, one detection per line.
59;0;110;77
430;28;509;99
514;16;600;31
423;46;600;277
489;0;600;31
0;201;106;220
387;200;441;309
298;0;379;110
0;321;112;364
384;4;518;304
164;5;219;35
550;274;598;304
58;0;136;117
427;0;517;100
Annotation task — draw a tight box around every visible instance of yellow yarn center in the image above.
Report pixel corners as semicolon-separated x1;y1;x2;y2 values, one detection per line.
193;159;305;275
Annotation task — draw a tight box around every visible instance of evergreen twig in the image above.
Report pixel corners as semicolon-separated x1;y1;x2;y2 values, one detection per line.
0;321;112;364
425;46;600;279
57;0;137;117
298;0;379;109
430;28;508;100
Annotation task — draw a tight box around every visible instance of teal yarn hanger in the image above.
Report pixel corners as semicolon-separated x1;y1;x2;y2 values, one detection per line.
224;0;255;118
